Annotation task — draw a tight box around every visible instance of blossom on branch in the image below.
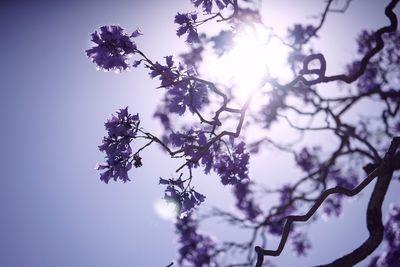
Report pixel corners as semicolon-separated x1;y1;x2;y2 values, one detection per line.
86;25;139;71
175;13;200;43
191;0;230;13
96;107;140;183
175;213;219;267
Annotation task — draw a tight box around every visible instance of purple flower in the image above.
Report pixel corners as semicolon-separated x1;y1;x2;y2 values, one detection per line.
233;180;261;220
287;24;316;45
192;0;229;13
164;186;182;206
168;130;213;171
395;121;400;133
188;82;209;112
104;107;140;138
150;56;209;116
385;205;400;248
166;80;209;115
322;196;342;218
86;25;138;71
382;31;400;65
213;141;250;185
149;56;179;87
170;129;199;148
266;186;298;235
294;146;321;173
279;185;292;205
347;60;380;94
200;139;220;174
192;0;213;13
356;30;375;55
358;64;379;93
133;154;142;168
291;232;312;256
130;27;143;38
168;133;249;188
327;169;359;189
181;189;206;214
132;59;142;68
174;13;200;43
159;177;170;185
175;213;219;267
366;205;400;266
162;180;206;215
96;107;140;183
268;220;285;236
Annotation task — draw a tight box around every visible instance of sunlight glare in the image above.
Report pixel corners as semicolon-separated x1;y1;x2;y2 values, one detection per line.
154;198;179;221
201;24;292;100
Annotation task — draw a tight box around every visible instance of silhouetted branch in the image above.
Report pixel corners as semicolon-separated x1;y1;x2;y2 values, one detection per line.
255;137;400;267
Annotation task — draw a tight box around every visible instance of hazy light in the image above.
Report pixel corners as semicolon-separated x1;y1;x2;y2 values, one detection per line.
154;198;179;221
202;24;291;100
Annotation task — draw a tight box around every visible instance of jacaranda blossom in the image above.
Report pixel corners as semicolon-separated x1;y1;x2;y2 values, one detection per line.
174;13;200;43
86;25;138;71
96;107;140;183
175;213;219;267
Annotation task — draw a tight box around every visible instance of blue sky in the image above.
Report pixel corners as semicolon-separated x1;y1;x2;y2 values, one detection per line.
0;0;399;266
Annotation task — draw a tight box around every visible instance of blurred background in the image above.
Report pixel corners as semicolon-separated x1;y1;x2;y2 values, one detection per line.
0;0;398;266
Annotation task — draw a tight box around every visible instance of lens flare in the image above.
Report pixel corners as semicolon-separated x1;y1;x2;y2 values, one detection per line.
201;24;291;100
154;198;179;221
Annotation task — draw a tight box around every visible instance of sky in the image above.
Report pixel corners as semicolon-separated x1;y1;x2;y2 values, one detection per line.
0;0;399;267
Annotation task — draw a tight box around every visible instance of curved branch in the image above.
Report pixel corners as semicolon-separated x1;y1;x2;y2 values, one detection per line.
255;137;400;267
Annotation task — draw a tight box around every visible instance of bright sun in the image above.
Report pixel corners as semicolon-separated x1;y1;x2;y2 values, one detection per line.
154;198;179;220
200;24;291;100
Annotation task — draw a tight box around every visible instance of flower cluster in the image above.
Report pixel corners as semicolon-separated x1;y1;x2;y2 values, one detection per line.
175;13;200;43
96;107;140;183
149;55;179;87
385;205;400;248
320;169;359;219
170;129;201;148
366;205;400;266
294;146;321;173
350;30;400;95
321;196;342;219
287;24;316;45
168;130;250;186
160;177;206;215
175;213;219;267
149;56;209;115
267;185;297;235
356;30;375;55
382;31;400;65
213;141;250;185
87;1;400;266
86;25;140;71
233;180;260;220
291;231;312;256
169;129;208;164
357;64;379;93
168;79;209;115
347;60;380;94
191;0;230;13
395;121;400;133
327;168;359;189
279;185;296;214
